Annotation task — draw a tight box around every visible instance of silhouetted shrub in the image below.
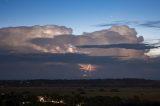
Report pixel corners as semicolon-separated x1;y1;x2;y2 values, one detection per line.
77;88;86;94
110;88;120;92
99;88;105;92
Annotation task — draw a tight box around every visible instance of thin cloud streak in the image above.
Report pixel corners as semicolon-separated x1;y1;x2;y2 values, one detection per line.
140;20;160;28
77;43;159;50
96;20;160;29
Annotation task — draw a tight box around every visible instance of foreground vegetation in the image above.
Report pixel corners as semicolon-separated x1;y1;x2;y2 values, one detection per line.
0;79;160;106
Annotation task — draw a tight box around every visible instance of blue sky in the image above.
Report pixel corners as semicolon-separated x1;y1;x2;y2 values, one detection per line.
0;0;160;39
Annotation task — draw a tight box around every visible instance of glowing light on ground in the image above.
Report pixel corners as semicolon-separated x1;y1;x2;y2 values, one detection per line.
38;96;65;104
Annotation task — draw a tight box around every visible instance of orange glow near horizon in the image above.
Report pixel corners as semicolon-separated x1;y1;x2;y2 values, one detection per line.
78;64;96;72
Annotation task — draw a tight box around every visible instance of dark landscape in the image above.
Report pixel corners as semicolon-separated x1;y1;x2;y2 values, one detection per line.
0;79;160;106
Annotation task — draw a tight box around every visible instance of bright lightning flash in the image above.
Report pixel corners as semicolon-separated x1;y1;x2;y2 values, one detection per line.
78;64;96;72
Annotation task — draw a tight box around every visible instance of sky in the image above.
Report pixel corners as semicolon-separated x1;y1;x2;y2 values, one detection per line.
0;0;160;80
0;0;160;39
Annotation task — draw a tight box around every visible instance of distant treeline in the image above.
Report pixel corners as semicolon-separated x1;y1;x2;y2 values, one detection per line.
0;79;160;87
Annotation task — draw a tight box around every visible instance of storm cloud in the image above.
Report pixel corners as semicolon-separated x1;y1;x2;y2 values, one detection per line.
0;25;160;79
0;25;150;59
0;52;160;79
0;25;72;53
31;25;145;58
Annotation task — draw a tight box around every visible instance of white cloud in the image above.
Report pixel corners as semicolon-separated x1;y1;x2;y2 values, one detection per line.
0;25;148;59
0;25;72;53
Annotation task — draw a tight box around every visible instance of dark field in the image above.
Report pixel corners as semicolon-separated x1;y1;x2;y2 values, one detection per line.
0;79;160;106
1;87;160;101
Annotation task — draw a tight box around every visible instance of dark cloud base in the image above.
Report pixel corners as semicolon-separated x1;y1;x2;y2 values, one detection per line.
0;52;120;64
0;52;160;80
77;43;158;50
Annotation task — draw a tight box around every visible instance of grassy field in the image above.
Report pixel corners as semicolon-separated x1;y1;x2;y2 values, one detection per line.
1;87;160;102
1;80;160;105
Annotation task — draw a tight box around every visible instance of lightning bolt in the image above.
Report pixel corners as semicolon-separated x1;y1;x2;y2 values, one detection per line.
79;64;96;72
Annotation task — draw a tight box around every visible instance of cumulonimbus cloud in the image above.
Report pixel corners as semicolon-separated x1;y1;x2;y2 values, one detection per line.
31;25;145;58
1;25;160;79
0;25;72;53
0;25;147;59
